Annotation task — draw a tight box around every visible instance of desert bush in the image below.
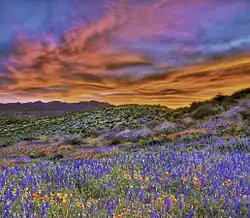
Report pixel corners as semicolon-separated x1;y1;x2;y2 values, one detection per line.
138;139;149;148
88;128;102;137
175;106;189;115
190;101;203;110
115;127;152;141
155;121;177;134
23;136;39;141
212;93;236;106
0;137;9;148
212;93;227;103
28;151;49;159
147;119;159;128
231;88;250;99
49;153;64;160
191;105;218;119
57;134;84;145
181;117;195;126
240;97;250;108
239;107;250;120
170;110;183;119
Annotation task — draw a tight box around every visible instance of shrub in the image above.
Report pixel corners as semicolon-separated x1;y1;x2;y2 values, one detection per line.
190;101;202;110
212;93;235;106
191;105;217;119
138;139;149;148
28;151;48;159
49;153;64;160
155;121;177;134
57;134;83;145
23;136;38;141
231;88;250;99
239;108;250;120
181;117;195;126
212;93;227;103
115;127;152;141
0;137;8;148
147;120;159;128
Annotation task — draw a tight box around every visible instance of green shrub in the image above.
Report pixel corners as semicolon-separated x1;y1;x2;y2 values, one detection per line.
239;108;250;120
190;101;202;110
28;151;49;159
138;139;148;148
191;105;218;119
231;88;250;99
0;137;9;148
58;135;83;145
50;153;64;160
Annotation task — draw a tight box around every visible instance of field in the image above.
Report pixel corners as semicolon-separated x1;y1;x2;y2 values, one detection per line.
0;90;249;217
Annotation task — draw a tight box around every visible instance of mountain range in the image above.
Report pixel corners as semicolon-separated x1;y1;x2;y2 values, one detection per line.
0;100;111;116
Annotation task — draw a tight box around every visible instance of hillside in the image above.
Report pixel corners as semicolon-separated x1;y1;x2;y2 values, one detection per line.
0;88;249;217
0;88;249;149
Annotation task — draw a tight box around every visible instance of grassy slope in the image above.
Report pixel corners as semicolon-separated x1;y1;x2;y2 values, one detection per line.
0;87;248;151
0;88;249;217
1;88;250;144
0;105;172;144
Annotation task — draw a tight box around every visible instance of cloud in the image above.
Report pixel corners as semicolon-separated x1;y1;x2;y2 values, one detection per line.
0;0;250;107
0;74;16;90
12;86;68;94
90;55;250;108
70;73;104;83
174;71;211;81
105;60;152;71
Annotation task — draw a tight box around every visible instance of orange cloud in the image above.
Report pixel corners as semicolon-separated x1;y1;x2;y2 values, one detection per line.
0;0;250;107
1;47;250;107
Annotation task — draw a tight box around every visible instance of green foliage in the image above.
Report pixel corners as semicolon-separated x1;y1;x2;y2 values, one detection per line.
212;93;230;104
170;110;184;119
28;151;49;159
0;105;172;144
0;88;249;147
138;139;148;148
59;135;83;145
191;105;218;119
231;88;250;99
239;108;250;120
50;153;64;160
0;137;8;148
190;101;203;111
0;89;250;217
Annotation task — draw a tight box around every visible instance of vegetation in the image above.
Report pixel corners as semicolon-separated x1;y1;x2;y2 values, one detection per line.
0;88;249;217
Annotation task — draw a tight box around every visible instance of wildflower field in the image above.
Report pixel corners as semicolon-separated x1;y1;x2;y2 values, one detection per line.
0;146;249;217
0;91;249;217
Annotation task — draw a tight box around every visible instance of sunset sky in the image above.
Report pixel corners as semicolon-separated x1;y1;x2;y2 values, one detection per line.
0;0;250;108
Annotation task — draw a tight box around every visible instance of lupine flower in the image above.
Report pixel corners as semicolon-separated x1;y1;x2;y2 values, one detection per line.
164;196;171;212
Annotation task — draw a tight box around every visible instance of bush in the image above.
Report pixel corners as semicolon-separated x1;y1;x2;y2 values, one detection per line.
57;134;83;145
28;151;48;159
155;122;177;134
0;137;9;148
50;153;64;160
191;105;217;119
239;108;250;120
190;101;202;110
231;88;250;99
23;136;38;141
115;127;152;141
212;93;227;103
181;117;195;126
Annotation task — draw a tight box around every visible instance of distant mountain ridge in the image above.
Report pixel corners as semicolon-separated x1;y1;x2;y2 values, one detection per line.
0;100;111;112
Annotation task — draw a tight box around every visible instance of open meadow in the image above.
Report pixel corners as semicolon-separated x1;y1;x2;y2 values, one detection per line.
0;89;249;217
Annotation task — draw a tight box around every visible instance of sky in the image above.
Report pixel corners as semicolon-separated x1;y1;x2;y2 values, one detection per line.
0;0;250;108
